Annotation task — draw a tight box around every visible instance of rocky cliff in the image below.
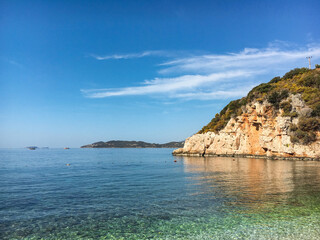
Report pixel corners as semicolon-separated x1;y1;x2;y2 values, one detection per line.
173;67;320;160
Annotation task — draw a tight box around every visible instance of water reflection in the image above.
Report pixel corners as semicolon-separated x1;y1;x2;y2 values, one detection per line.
177;156;320;208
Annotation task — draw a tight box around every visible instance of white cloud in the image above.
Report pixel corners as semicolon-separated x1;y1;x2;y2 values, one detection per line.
84;43;320;100
91;50;169;60
173;87;255;100
82;70;254;98
159;45;320;74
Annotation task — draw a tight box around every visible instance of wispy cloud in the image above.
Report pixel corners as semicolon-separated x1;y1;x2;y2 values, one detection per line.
84;43;320;100
91;50;170;60
173;87;255;100
1;57;24;68
82;70;254;99
159;45;320;74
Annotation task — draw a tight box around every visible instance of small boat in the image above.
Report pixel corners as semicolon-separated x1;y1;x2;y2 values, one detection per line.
27;147;37;150
64;147;70;149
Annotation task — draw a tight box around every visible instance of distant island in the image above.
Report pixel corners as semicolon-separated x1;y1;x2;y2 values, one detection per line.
81;140;184;148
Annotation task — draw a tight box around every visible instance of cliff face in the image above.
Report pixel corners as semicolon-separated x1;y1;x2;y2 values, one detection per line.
174;68;320;159
173;94;320;159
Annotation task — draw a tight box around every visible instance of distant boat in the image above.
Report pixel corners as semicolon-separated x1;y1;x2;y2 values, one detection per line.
27;146;37;150
64;147;70;149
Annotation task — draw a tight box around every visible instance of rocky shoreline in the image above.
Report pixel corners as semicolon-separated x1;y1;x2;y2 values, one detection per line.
172;152;320;161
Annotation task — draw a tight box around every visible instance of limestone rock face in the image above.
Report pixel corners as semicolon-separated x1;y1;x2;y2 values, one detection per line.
174;96;320;159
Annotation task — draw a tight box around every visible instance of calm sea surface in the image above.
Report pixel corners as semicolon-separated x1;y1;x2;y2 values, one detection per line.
1;148;320;239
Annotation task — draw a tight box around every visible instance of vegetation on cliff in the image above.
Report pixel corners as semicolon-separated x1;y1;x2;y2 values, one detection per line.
199;67;320;145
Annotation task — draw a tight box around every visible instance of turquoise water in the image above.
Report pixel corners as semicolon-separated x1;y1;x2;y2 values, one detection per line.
1;148;320;239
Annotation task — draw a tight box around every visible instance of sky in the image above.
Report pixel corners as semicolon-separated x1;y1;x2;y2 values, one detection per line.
1;0;320;148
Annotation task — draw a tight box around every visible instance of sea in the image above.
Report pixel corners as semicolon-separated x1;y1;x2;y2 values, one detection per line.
1;148;320;239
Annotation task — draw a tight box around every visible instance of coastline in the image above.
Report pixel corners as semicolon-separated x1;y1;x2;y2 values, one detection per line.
172;152;320;161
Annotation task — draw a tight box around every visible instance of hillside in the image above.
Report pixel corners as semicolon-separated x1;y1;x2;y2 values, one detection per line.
173;66;320;159
81;140;184;148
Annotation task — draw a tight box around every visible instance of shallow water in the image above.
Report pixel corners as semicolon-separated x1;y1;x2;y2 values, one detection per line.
1;148;320;239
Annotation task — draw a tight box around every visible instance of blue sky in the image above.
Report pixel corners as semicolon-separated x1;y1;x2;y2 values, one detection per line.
1;0;320;148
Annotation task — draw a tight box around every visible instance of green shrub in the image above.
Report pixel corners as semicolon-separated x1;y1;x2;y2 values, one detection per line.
311;103;320;117
302;132;316;144
292;130;317;145
280;101;292;115
298;117;320;131
290;135;300;144
290;124;298;131
294;129;307;139
247;83;274;101
300;74;320;89
288;112;298;118
256;83;275;93
292;129;315;145
267;90;289;109
316;64;320;69
289;118;319;145
283;68;310;80
269;76;281;84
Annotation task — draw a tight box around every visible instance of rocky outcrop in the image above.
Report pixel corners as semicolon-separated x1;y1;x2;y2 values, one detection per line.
173;95;320;159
